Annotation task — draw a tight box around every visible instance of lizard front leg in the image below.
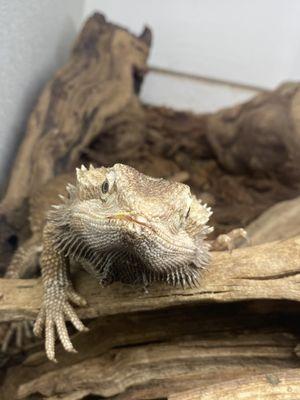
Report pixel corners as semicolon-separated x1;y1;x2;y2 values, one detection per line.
33;223;88;362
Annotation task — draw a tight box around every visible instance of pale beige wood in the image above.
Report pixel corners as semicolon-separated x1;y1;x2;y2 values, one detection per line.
244;196;300;246
169;369;300;400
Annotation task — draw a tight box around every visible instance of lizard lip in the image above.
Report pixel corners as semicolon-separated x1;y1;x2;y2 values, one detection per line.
107;213;152;230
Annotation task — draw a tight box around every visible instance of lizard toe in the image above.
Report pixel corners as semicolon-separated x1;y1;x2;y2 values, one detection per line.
45;317;56;362
55;314;77;354
24;320;34;339
67;288;87;307
1;325;15;353
63;302;88;332
33;307;45;338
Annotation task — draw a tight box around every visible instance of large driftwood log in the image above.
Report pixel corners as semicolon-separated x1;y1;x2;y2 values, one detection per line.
1;236;300;322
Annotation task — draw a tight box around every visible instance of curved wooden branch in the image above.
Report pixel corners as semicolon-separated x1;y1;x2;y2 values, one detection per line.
1;236;300;322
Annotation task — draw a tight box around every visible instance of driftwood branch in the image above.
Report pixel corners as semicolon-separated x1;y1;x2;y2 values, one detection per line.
1;304;299;399
244;196;300;246
169;369;300;400
1;236;300;322
12;337;300;399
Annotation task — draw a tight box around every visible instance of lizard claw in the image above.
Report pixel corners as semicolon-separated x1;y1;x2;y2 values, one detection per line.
211;228;248;252
33;285;88;362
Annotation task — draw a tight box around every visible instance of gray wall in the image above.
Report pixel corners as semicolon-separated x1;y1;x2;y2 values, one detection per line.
0;0;84;190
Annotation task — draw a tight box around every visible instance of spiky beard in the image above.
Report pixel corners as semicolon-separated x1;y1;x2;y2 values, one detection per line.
49;204;211;288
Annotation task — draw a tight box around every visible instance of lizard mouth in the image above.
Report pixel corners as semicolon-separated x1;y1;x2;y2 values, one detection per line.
107;213;152;230
106;213;195;253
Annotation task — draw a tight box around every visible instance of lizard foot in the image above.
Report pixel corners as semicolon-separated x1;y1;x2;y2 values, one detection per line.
33;285;88;362
1;321;34;353
211;228;248;252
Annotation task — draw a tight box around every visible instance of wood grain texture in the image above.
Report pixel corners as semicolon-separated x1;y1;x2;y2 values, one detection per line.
15;336;300;399
1;236;300;323
1;305;299;399
169;369;300;400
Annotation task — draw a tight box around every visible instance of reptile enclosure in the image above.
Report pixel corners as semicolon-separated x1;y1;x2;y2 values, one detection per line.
1;14;300;399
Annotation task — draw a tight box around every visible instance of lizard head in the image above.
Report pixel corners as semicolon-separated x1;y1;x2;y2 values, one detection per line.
51;164;213;286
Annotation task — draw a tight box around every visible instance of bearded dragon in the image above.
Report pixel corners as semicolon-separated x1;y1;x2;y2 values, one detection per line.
29;163;213;361
2;163;246;361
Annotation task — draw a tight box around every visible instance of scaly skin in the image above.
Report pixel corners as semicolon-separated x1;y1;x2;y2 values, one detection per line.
33;223;88;361
34;163;213;361
1;174;73;354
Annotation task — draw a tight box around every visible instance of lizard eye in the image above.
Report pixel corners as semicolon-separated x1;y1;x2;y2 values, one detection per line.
186;206;191;219
101;179;109;194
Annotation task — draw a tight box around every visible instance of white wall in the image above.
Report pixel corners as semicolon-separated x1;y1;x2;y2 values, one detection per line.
142;69;258;113
0;0;84;189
